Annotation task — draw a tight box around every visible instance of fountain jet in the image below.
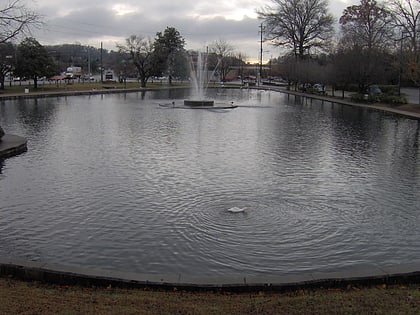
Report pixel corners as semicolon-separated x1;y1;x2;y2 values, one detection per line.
184;51;216;106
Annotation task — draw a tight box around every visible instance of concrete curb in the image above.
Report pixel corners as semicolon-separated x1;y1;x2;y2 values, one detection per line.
253;86;420;120
0;86;187;101
1;258;419;292
0;134;27;159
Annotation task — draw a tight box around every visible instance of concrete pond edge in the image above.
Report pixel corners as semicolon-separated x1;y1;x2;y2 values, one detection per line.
1;258;419;292
0;134;27;159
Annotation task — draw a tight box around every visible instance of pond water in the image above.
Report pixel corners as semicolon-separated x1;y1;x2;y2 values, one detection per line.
0;88;419;277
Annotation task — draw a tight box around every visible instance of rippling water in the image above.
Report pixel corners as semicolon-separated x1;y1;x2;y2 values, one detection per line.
0;89;419;276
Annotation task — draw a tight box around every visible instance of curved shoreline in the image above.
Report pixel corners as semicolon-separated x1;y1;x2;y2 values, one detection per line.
1;86;419;291
254;86;420;120
1;85;420;120
1;257;419;292
0;86;184;101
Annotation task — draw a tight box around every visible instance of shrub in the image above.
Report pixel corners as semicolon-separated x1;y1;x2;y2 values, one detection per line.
350;92;407;105
350;93;373;103
378;85;398;94
378;94;407;105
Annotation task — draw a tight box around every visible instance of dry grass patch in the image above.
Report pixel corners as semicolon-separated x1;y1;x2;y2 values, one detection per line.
0;277;419;314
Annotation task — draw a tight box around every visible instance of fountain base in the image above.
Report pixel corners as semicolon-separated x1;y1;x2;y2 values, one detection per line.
184;100;214;107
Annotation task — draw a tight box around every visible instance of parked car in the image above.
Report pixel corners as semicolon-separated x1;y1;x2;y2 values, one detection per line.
312;83;326;94
82;75;95;81
298;83;311;92
13;77;26;81
368;85;382;96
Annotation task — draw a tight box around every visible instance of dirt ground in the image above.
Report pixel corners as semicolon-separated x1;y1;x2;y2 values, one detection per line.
0;276;419;314
393;103;420;114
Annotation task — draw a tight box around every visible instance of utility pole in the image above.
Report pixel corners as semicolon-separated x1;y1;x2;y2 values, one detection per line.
259;23;264;86
87;46;91;77
100;42;103;83
206;45;209;84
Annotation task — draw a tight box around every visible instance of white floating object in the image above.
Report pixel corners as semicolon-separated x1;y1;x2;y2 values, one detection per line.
227;207;245;213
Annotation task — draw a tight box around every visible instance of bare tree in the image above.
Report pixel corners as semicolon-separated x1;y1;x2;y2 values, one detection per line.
339;0;395;92
209;39;235;82
340;0;395;50
0;0;41;44
258;0;335;59
117;35;155;88
389;0;420;40
389;0;420;86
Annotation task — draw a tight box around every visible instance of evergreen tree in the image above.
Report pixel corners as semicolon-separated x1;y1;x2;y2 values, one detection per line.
154;27;186;85
15;37;56;89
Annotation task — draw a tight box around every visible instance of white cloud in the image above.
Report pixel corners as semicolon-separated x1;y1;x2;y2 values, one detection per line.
112;4;140;16
29;0;354;60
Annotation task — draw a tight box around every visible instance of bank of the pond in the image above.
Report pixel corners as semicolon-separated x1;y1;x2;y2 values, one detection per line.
1;258;419;293
1;84;419;294
0;86;185;101
0;134;27;159
2;84;420;120
255;86;420;120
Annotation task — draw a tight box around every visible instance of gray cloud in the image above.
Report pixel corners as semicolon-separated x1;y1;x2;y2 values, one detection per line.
30;0;354;61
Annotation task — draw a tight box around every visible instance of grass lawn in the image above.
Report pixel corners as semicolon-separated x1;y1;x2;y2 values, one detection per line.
0;277;419;314
0;80;176;95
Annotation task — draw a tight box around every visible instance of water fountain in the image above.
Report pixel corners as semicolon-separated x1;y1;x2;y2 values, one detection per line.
184;51;215;107
156;51;235;109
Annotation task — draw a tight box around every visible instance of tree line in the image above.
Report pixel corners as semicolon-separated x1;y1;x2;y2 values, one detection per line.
0;28;244;90
0;2;245;90
1;0;419;103
259;0;420;102
0;1;244;90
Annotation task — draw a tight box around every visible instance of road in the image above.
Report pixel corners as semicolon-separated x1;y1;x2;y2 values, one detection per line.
401;87;420;105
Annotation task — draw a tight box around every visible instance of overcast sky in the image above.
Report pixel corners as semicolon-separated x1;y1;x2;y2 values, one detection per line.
30;0;357;62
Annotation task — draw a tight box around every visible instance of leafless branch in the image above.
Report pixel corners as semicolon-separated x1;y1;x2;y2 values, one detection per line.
0;0;42;43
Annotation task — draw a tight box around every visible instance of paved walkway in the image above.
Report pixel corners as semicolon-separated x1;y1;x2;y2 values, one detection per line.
257;86;420;120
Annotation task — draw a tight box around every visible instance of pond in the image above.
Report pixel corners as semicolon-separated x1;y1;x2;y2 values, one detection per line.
0;88;419;277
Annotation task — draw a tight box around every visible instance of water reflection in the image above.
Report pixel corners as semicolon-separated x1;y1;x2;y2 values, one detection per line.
0;89;419;276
